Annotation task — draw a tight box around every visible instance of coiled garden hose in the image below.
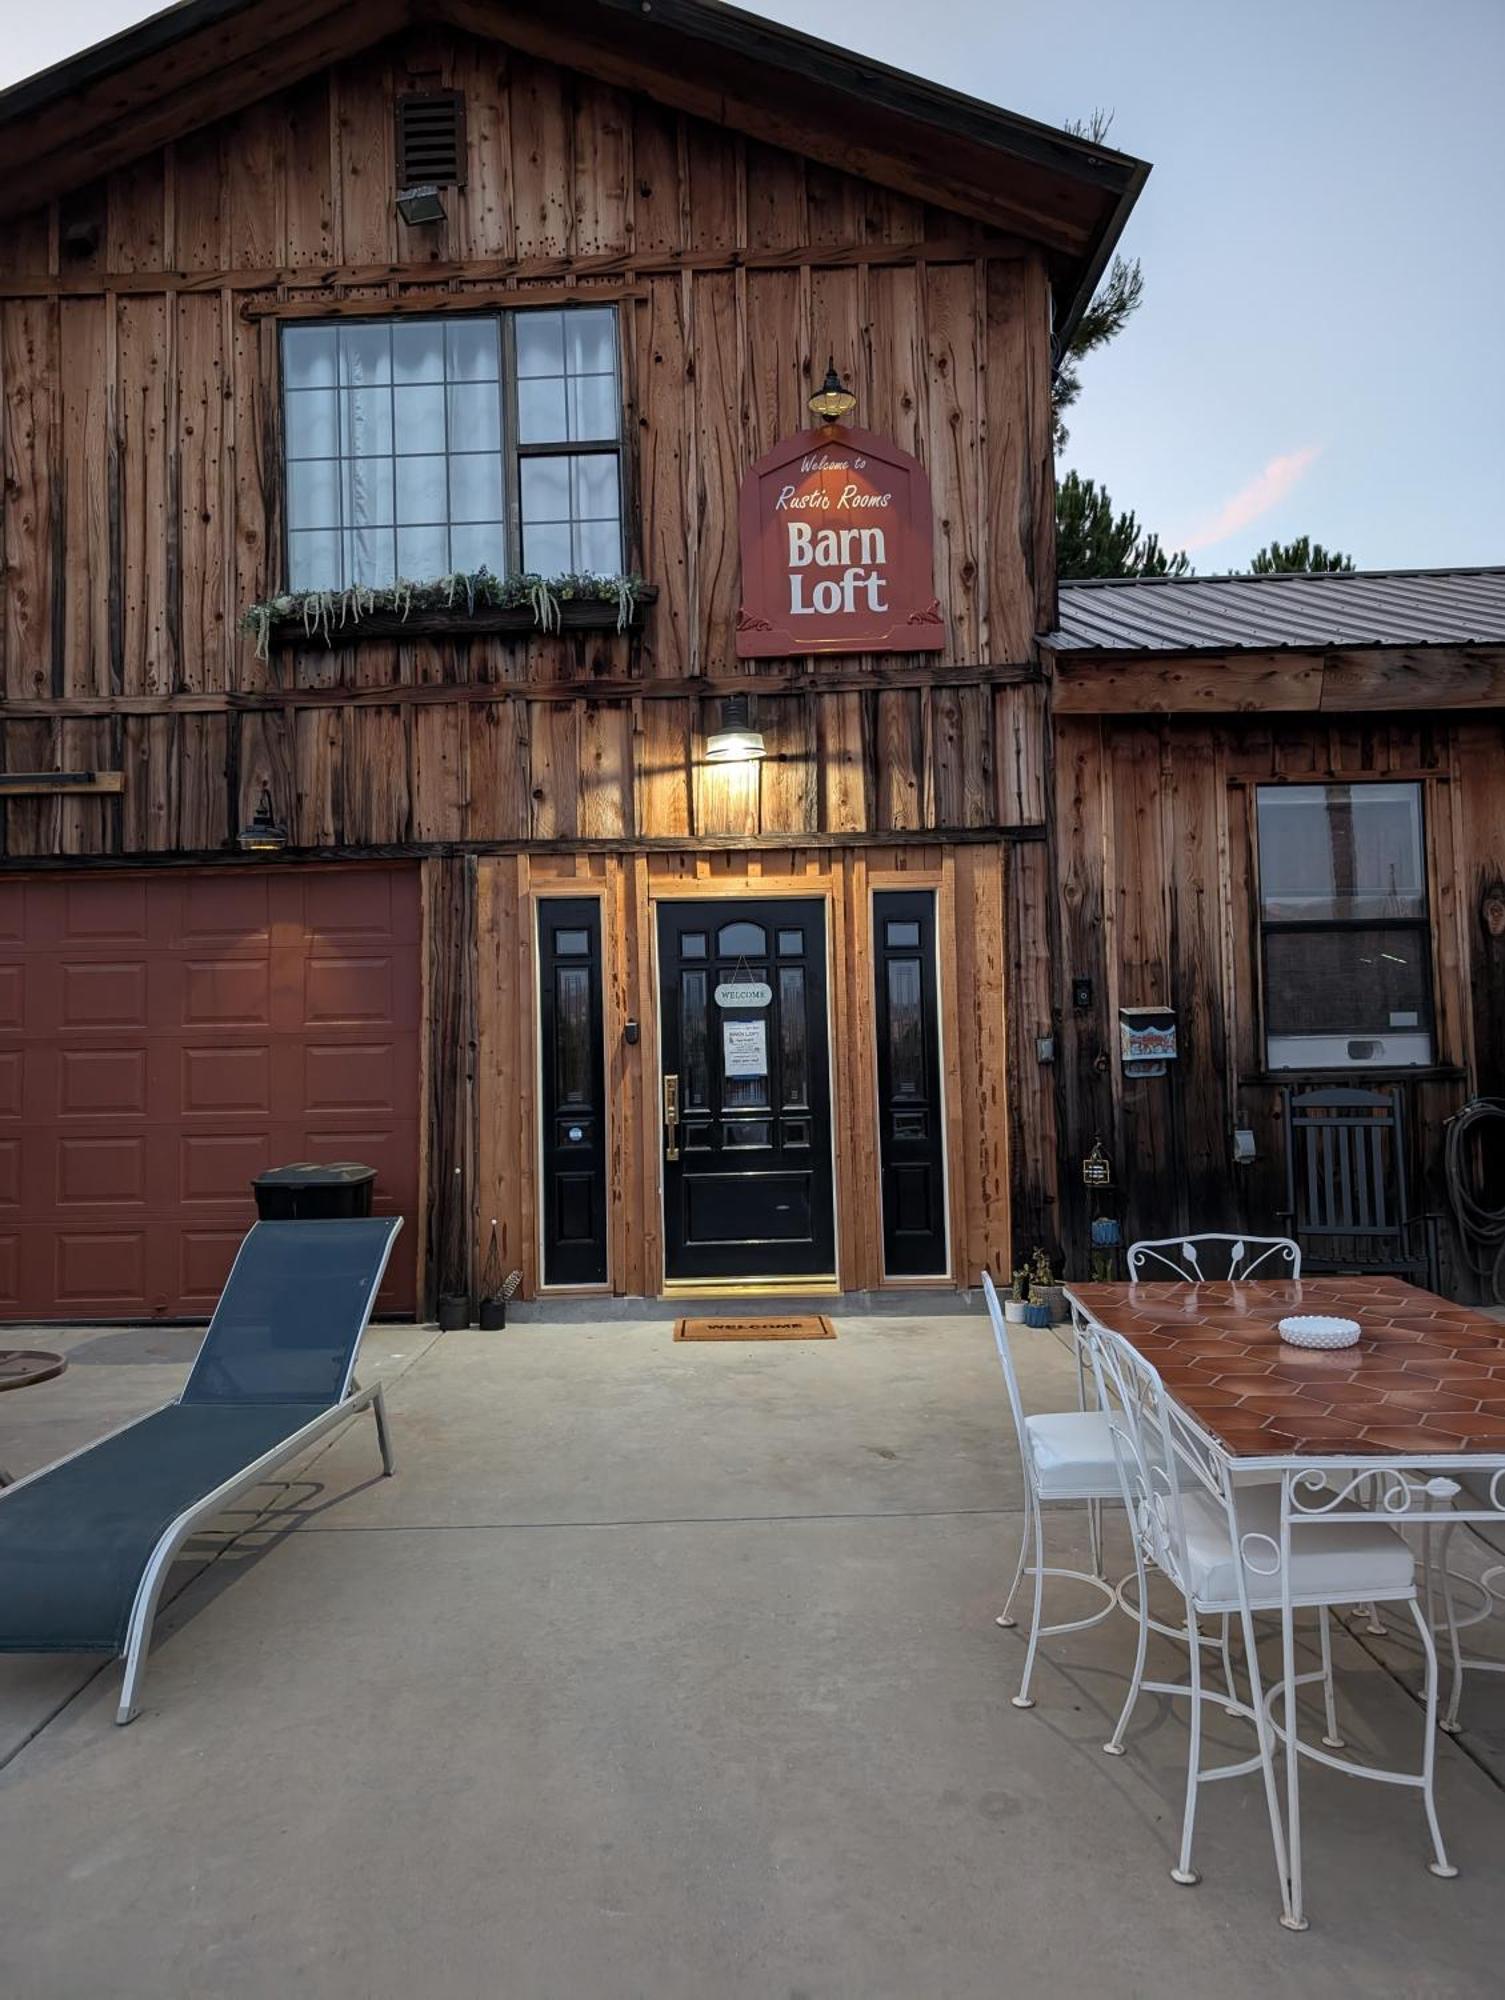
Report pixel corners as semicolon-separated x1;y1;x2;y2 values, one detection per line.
1444;1098;1505;1304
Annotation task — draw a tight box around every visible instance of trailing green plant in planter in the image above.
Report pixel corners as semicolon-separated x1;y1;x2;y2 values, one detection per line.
241;568;652;659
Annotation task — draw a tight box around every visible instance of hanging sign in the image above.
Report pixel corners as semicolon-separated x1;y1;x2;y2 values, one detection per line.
723;1019;768;1077
714;980;772;1009
736;423;944;658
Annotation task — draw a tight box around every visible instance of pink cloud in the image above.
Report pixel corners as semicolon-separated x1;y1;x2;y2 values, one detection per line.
1176;445;1321;554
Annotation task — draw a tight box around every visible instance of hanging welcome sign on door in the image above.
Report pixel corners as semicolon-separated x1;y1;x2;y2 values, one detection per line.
736;424;944;658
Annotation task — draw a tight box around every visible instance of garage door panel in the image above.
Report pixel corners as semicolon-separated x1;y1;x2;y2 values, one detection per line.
56;1134;148;1209
57;1046;149;1118
0;866;420;1319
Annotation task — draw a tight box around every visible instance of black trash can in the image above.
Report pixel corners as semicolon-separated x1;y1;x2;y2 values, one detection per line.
252;1162;377;1220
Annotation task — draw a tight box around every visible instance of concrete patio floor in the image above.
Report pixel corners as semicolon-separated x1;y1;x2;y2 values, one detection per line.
1;1310;1504;1998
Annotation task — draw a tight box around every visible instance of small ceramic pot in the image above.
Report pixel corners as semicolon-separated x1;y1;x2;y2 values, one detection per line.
1003;1298;1029;1324
1032;1284;1067;1323
1023;1301;1052;1329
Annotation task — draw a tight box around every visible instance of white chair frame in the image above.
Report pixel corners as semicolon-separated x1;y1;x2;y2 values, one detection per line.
1126;1233;1301;1283
1434;1474;1505;1734
981;1272;1118;1709
1081;1314;1453;1927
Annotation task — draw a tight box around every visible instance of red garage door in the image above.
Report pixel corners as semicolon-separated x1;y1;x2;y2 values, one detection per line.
0;867;421;1320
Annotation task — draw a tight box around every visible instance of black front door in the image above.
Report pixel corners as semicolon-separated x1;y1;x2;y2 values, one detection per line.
658;899;835;1282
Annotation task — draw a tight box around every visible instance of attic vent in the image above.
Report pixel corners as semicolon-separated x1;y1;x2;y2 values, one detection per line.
396;91;466;189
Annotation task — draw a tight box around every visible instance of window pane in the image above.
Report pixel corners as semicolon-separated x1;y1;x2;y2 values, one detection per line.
718;922;767;956
344;458;394;528
574;518;620;573
286;458;340;531
392;320;445;383
284;388;338;459
397;526;449;580
287;529;340;589
339;323;391;386
1264;926;1431;1039
573;454;619;519
568;373;618;442
521;456;569;522
449;522;505;573
1257;783;1427;922
283;325;337;389
446;318;500;382
565;308;616;377
449;452;503;523
393;383;446;454
886;959;926;1100
345;528;395;586
395;455;449;525
517;376;569;445
447;382;501;445
522;521;571;574
516;312;566;378
342;386;392;457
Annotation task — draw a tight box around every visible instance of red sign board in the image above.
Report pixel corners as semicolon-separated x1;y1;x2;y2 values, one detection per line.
736;424;944;658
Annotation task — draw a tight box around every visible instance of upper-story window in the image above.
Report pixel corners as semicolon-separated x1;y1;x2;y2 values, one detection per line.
1256;781;1433;1070
281;306;623;591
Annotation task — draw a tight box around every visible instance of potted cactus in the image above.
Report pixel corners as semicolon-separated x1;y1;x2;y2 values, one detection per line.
1028;1247;1067;1325
1004;1268;1031;1324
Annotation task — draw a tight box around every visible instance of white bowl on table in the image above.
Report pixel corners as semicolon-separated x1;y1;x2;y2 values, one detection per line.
1278;1314;1361;1350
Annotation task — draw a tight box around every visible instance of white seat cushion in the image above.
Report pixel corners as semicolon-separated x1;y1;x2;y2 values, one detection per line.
1025;1410;1122;1501
1177;1483;1414;1611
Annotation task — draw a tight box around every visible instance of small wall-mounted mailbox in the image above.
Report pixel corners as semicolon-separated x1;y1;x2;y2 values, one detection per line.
1119;1006;1177;1079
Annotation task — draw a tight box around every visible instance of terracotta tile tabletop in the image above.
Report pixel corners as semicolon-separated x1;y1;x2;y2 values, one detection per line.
1065;1277;1505;1462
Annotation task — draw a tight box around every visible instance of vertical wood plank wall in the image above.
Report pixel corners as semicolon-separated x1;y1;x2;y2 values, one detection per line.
475;843;1011;1298
1040;713;1505;1284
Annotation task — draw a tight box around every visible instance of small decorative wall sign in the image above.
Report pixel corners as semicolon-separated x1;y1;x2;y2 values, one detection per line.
1119;1007;1177;1079
714;979;773;1009
723;1019;769;1077
736;424;943;658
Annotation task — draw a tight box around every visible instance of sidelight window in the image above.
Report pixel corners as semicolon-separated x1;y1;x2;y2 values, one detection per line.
281;307;623;591
1256;782;1433;1070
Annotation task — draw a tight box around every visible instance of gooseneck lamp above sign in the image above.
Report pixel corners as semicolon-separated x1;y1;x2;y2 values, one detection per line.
705;693;766;764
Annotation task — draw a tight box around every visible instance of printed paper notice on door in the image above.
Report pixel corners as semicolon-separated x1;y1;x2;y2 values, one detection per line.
723;1019;768;1078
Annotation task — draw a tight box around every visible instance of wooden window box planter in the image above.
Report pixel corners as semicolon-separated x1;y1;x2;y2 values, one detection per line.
255;587;656;653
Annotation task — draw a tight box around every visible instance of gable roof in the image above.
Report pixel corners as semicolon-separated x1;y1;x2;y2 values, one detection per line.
0;0;1146;349
1044;567;1505;656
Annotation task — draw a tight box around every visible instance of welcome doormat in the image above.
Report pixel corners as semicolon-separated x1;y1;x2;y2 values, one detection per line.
674;1314;836;1342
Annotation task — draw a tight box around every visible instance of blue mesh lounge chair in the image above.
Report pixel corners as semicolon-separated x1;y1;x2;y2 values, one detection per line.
0;1217;401;1724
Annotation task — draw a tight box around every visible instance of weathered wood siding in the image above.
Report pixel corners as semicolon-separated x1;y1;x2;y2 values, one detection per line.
1032;712;1505;1286
0;27;1054;859
475;841;1012;1297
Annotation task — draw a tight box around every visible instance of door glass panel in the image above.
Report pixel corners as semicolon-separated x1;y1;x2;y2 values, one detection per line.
885;920;921;948
553;928;589;956
680;931;708;959
681;971;709;1110
724;1121;772;1149
554;966;591;1106
777;929;804;957
886;958;925;1100
717;921;767;956
779;967;808;1109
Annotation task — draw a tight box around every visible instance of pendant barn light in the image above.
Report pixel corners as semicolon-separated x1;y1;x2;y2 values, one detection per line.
237;784;288;853
705;693;766;764
808;356;857;423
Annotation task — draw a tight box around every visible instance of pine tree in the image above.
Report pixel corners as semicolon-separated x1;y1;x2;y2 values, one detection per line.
1056;470;1189;580
1248;537;1355;574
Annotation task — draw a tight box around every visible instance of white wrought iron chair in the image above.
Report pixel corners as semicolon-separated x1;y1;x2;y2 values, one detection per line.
1435;1470;1505;1733
1081;1314;1452;1927
1127;1233;1301;1283
981;1271;1121;1709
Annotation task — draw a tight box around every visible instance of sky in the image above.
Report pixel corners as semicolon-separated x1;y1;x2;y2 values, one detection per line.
4;0;1503;573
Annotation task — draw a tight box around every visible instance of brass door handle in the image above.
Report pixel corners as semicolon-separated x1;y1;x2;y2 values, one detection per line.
663;1073;680;1161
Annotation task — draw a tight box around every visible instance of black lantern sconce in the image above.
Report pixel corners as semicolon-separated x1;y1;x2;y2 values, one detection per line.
238;784;288;853
808;355;857;424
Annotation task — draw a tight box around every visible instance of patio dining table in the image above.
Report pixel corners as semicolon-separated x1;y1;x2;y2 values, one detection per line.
1063;1274;1505;1928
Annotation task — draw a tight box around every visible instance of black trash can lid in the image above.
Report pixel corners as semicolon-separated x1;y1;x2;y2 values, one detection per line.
253;1161;377;1188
